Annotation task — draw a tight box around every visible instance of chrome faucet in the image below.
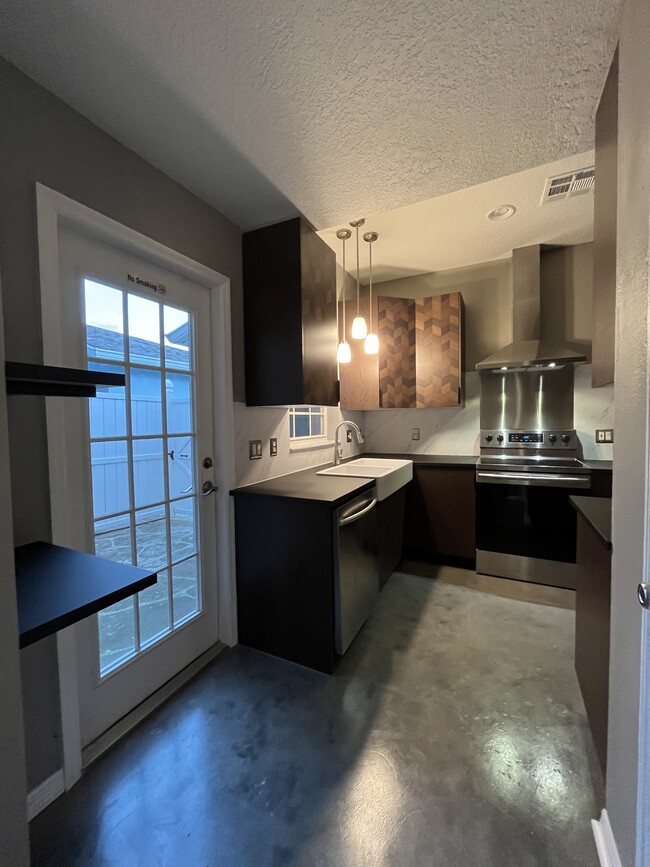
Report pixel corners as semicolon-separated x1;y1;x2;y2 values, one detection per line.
334;421;364;465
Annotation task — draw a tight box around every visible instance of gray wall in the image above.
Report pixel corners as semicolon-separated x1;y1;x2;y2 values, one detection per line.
0;289;30;865
0;59;243;789
370;259;512;371
540;243;594;361
608;2;649;863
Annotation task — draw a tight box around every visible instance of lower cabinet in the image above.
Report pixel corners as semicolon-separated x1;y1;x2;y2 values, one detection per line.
377;489;406;589
403;466;476;565
575;512;611;777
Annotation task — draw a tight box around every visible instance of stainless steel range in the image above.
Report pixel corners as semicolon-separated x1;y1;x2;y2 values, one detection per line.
474;245;590;590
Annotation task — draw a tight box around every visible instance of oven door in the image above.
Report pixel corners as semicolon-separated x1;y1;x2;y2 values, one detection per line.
475;469;590;589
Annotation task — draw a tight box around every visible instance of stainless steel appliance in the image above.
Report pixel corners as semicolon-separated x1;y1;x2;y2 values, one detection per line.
475;244;590;589
333;487;379;655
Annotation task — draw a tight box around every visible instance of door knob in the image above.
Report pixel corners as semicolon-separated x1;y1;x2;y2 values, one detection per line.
638;583;650;609
201;480;218;497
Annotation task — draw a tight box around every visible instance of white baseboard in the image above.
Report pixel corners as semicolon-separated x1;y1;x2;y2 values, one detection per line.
592;809;623;867
27;769;65;821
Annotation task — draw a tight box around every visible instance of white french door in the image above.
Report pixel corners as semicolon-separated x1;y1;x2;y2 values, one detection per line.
58;227;220;748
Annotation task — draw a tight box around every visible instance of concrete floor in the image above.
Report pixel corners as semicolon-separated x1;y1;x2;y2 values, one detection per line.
30;570;602;867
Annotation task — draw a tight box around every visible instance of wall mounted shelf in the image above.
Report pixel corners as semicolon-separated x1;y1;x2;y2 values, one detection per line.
15;541;157;648
5;361;125;397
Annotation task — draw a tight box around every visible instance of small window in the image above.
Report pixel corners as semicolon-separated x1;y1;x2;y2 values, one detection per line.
289;406;326;441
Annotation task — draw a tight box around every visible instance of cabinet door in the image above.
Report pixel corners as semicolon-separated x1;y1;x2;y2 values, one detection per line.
403;467;476;563
377;488;406;589
378;296;416;408
339;296;380;410
415;294;463;407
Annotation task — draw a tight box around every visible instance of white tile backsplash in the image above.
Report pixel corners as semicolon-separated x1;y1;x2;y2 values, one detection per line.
233;365;613;484
234;404;363;486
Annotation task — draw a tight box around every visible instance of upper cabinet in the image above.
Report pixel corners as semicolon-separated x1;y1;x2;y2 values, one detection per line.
243;217;338;407
592;48;618;388
340;292;464;410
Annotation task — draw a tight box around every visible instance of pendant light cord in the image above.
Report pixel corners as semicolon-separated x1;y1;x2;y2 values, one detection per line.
356;224;360;315
342;237;346;339
368;242;373;332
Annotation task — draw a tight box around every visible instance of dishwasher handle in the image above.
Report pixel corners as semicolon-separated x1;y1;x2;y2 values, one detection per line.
339;497;378;526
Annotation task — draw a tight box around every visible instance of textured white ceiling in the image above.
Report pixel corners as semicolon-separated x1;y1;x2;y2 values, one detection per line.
319;151;596;281
1;0;619;230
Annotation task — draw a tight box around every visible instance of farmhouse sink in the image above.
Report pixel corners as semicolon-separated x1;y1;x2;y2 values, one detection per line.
317;458;413;501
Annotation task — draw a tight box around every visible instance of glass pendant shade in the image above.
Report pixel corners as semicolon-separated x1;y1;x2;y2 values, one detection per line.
337;340;352;364
364;332;379;355
351;316;367;339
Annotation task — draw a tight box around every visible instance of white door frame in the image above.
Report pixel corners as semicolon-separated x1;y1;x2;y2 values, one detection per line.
35;183;237;788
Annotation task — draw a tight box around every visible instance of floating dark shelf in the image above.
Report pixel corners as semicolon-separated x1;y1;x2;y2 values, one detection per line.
5;361;125;397
15;541;157;648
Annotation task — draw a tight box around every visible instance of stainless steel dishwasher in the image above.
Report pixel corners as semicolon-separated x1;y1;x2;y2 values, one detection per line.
333;487;379;655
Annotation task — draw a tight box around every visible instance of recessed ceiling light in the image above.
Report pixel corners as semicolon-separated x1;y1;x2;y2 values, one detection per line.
487;205;517;221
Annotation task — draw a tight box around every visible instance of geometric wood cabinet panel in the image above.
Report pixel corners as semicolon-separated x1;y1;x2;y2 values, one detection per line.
414;293;463;408
340;291;464;410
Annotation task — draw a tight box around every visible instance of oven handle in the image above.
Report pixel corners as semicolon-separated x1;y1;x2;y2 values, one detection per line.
476;470;591;489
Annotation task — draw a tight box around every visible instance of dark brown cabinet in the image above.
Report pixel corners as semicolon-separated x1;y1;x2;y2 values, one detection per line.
243;217;338;406
340;292;464;410
574;500;612;776
403;466;476;565
377;489;406;589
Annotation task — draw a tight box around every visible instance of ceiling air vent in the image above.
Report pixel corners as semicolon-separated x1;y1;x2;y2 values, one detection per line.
542;167;595;203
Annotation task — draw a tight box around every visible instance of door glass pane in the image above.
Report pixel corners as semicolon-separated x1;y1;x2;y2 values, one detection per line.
166;373;192;434
88;364;126;439
172;557;199;625
170;498;197;563
85;286;202;678
128;294;161;366
130;368;163;436
135;505;168;571
164;306;191;370
91;441;129;518
133;438;165;507
85;281;125;362
98;598;136;673
168;436;194;499
139;569;171;647
94;514;132;565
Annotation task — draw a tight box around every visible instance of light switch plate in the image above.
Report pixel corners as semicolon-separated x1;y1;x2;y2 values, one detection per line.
270;437;278;456
411;428;420;441
595;429;614;444
249;440;263;460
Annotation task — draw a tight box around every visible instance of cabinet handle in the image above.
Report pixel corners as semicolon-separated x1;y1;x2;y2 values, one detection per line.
638;583;650;609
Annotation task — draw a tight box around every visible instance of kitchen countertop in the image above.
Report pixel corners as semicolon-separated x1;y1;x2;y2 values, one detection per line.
230;463;375;507
570;496;612;550
230;454;613;506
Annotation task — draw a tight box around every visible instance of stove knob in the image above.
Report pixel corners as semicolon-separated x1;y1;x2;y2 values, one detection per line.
548;434;557;443
561;434;571;444
497;435;504;443
485;434;493;442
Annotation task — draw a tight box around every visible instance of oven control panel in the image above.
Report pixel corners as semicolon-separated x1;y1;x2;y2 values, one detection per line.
509;433;543;444
481;429;579;450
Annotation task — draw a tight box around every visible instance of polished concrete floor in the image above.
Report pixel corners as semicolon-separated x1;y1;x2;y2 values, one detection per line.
30;570;602;866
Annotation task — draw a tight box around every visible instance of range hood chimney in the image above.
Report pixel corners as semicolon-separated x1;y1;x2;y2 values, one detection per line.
476;244;587;370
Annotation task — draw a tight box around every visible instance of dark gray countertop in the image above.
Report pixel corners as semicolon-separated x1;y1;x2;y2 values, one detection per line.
570;496;612;549
365;452;478;468
230;464;375;507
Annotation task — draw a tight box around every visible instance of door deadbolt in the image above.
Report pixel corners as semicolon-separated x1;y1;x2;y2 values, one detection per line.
202;457;214;469
638;583;650;609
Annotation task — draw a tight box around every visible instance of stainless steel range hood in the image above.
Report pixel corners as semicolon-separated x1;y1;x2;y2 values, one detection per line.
476;245;587;370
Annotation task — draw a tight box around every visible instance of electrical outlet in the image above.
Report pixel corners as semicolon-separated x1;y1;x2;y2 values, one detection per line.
596;429;614;444
249;440;263;460
411;428;420;441
269;437;278;456
346;430;353;443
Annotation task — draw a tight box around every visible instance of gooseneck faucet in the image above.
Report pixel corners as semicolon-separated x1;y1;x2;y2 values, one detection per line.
334;421;364;465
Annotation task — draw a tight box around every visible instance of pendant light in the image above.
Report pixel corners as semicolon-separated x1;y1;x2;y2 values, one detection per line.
336;228;352;364
350;218;367;339
363;231;379;354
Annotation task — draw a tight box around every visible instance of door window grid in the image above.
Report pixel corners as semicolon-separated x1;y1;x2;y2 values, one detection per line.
289;405;326;440
85;281;202;676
